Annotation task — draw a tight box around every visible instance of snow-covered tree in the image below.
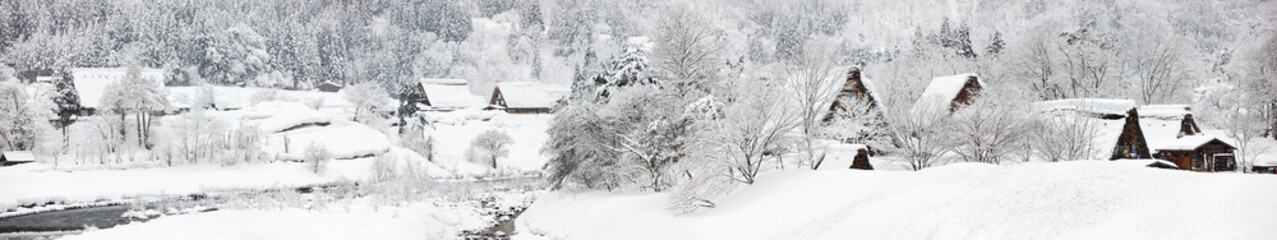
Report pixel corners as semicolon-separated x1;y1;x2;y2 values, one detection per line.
947;92;1034;164
781;43;842;169
51;68;81;147
468;129;514;169
1029;114;1102;162
304;142;332;174
198;24;271;86
0;74;51;151
883;100;953;171
709;80;798;184
653;6;724;97
100;66;169;149
342;82;390;122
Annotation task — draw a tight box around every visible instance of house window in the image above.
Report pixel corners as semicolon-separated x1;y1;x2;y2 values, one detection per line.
1190;155;1204;171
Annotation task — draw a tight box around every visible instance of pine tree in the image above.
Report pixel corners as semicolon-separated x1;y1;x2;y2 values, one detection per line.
986;31;1005;57
51;68;81;146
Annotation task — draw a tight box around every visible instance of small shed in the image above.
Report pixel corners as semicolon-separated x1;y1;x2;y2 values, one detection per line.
1;151;36;166
1112;159;1180;169
911;73;983;114
489;82;569;114
1254;159;1277;174
317;82;343;92
1153;136;1236;172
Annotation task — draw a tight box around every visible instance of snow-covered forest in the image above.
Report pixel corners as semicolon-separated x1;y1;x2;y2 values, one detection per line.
1;0;1276;239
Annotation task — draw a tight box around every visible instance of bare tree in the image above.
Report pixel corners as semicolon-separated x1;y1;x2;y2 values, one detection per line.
948;93;1034;164
883;100;953;171
1128;37;1193;104
343;82;391;122
782;43;842;170
304;142;332;174
711;80;798;184
1030;114;1102;162
469;129;514;169
653;5;724;97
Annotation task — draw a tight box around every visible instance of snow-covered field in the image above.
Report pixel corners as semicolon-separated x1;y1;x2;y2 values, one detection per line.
516;161;1277;240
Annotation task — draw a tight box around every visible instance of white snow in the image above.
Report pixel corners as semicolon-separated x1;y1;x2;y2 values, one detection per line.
911;73;979;114
266;119;391;160
242;101;332;133
420;83;484;110
494;82;570;109
425;113;553;177
1034;98;1137;117
71;68;166;109
1137;104;1192;120
517;161;1277;240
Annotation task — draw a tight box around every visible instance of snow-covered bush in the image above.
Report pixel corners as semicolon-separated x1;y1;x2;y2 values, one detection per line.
468;129;513;168
304;142;332;174
249;89;284;106
303;97;325;110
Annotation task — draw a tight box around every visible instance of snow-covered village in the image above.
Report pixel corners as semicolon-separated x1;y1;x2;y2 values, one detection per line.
0;0;1275;239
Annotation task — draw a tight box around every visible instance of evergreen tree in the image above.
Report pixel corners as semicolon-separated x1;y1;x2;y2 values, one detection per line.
51;68;81;145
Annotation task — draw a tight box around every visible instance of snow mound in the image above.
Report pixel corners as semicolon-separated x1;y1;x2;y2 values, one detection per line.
243;101;333;133
519;161;1277;240
268;120;390;160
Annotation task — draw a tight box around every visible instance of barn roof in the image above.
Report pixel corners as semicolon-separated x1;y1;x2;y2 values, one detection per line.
1034;98;1137;118
1111;159;1179;169
72;68;166;109
419;78;468;86
421;84;482;110
1137;105;1191;120
493;82;570;109
911;73;980;114
2;151;35;161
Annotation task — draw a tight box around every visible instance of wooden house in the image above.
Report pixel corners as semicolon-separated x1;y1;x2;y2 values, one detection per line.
824;67;881;121
317;82;343;92
1;151;35;166
1112;108;1152;160
911;73;982;114
415;78;481;111
489;82;569;114
1152;137;1236;172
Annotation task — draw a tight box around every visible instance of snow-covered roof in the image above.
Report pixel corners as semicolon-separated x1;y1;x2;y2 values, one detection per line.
1;151;35;161
494;82;570;109
1034;98;1136;118
1153;135;1233;151
419;78;468;86
1137;105;1191;120
911;73;980;114
421;84;482;110
72;68;166;109
1111;159;1179;169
